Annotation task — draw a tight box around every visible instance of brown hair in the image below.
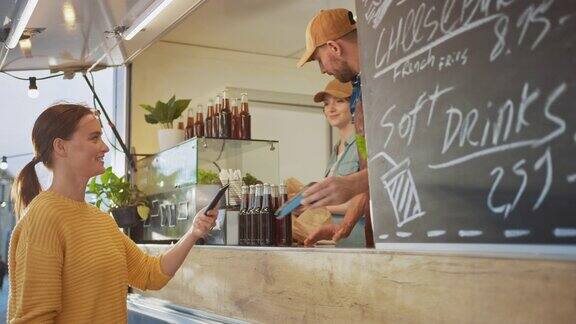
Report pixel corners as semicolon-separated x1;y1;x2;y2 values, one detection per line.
11;104;94;217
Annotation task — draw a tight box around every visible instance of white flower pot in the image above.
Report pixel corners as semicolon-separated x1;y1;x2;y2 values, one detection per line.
157;128;185;151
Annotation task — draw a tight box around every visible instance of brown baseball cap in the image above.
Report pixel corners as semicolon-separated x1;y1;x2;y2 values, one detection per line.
314;79;353;102
297;8;357;68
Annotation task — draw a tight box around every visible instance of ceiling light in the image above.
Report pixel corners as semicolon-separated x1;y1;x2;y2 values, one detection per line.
28;77;39;98
5;0;39;49
19;37;31;50
0;156;7;170
123;0;174;40
63;2;76;31
19;37;32;57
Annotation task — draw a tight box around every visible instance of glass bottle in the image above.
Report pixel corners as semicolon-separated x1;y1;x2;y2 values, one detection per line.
271;184;280;246
238;185;249;246
278;184;292;247
246;185;255;246
195;104;205;137
185;108;194;139
260;183;274;246
249;184;262;246
239;92;251;139
231;98;240;139
219;91;232;138
213;95;221;138
206;100;214;138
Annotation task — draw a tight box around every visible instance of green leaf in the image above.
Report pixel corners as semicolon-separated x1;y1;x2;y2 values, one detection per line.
356;134;368;160
101;167;112;185
172;99;190;121
88;178;97;193
139;104;155;113
167;95;176;108
110;171;119;184
198;169;220;185
144;114;159;124
137;205;150;221
140;96;192;127
155;101;170;124
96;200;102;209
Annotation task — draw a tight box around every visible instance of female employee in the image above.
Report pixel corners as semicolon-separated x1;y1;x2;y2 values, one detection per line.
302;79;365;247
8;104;217;323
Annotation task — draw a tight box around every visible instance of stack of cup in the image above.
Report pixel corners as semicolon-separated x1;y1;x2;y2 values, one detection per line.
219;169;243;206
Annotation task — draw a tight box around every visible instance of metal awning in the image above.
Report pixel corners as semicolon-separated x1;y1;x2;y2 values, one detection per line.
0;0;205;72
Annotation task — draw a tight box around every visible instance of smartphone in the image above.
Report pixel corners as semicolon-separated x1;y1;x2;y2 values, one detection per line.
274;182;316;219
205;184;229;211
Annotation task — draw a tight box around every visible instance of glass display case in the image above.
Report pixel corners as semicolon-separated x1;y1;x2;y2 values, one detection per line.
134;137;279;243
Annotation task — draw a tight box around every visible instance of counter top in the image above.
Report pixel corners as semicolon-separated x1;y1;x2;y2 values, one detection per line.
136;244;576;323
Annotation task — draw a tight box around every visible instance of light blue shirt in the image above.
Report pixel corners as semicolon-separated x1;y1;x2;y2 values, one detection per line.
324;132;360;178
324;131;364;247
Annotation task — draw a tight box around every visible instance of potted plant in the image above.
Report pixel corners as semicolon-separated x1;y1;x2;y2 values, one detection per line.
139;95;191;151
87;167;150;237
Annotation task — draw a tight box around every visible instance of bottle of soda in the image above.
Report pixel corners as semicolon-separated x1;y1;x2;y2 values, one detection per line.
177;116;185;131
195;105;205;137
259;183;274;246
231;98;240;139
271;184;280;246
239;93;251;139
213;95;221;138
250;184;262;246
206;100;214;138
219;91;232;138
246;185;255;246
238;185;249;246
185;108;194;139
278;184;292;247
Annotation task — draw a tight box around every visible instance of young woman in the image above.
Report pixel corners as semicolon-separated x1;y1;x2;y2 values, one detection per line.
301;79;365;248
8;104;217;323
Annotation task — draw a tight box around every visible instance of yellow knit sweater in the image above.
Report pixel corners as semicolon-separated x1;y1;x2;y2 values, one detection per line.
7;191;172;323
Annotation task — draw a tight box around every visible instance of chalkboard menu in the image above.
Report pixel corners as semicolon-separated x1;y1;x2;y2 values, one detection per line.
356;0;576;254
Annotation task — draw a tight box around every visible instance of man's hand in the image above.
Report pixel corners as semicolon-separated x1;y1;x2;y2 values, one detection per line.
304;224;339;247
301;176;356;208
304;223;353;247
301;169;368;208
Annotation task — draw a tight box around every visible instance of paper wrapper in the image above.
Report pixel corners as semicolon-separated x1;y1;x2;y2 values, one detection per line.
284;177;334;245
225;178;242;206
285;177;304;196
219;169;242;206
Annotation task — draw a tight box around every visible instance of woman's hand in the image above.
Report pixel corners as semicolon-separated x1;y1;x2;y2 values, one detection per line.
188;208;218;242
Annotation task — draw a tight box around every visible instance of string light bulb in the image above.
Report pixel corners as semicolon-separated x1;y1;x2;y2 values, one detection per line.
28;76;39;98
0;156;7;170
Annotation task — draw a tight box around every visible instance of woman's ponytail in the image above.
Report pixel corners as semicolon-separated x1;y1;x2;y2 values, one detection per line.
12;157;41;218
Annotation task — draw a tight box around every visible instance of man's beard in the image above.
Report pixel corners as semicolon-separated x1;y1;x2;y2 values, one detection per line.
331;56;356;83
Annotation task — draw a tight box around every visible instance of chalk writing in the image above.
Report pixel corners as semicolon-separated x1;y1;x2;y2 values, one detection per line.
553;228;576;238
504;229;531;238
378;153;425;228
458;230;483;237
396;231;413;237
431;82;566;169
427;230;446;237
371;0;559;79
487;148;553;218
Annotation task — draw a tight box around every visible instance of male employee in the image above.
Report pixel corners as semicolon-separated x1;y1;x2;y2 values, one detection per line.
297;8;373;247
